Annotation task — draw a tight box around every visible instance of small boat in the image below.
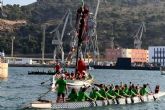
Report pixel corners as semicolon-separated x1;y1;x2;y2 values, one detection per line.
28;71;56;75
160;66;165;75
27;91;165;109
89;66;94;71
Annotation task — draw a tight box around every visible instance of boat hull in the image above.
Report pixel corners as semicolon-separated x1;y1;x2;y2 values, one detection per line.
28;71;56;75
29;92;165;109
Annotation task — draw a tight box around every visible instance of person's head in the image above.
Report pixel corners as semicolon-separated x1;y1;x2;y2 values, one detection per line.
128;86;132;90
121;87;125;90
105;87;109;92
71;88;77;94
109;86;112;90
131;84;135;88
61;74;65;79
79;57;82;60
124;84;127;88
95;87;99;91
115;85;119;89
81;88;86;92
71;72;74;76
143;84;147;88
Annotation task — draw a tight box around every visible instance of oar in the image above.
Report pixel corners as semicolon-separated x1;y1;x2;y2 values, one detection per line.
41;77;52;85
147;84;157;101
37;89;52;101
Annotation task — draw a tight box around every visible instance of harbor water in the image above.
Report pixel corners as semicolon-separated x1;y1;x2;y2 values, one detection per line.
0;67;165;110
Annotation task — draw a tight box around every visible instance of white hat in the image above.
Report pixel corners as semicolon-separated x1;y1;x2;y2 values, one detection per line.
61;74;65;78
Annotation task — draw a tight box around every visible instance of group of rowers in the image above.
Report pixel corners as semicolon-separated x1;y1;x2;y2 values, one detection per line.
67;83;160;102
55;73;160;103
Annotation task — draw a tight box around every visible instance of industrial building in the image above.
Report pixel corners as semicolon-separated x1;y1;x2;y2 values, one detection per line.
105;48;148;63
149;46;165;66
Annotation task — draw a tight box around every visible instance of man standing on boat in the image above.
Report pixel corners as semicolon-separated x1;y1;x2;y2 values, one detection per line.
77;57;87;79
54;62;61;73
55;74;67;103
78;57;87;73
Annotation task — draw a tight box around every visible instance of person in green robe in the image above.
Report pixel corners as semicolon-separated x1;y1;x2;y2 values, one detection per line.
68;88;78;102
140;84;150;96
77;87;93;101
89;87;106;100
55;74;67;103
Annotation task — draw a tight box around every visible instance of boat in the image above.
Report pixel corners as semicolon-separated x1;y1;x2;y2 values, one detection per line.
51;71;94;89
91;58;160;71
160;66;165;75
26;91;165;109
28;70;56;75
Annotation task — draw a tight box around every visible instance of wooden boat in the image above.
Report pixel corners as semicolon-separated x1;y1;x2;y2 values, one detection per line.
27;91;165;109
160;66;165;75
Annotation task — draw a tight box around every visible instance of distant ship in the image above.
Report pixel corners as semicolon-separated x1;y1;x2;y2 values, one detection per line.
90;58;160;71
160;66;165;75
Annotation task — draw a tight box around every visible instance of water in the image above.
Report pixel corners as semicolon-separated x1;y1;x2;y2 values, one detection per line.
0;67;165;110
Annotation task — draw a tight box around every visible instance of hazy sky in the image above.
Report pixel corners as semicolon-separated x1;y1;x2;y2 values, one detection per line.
3;0;37;6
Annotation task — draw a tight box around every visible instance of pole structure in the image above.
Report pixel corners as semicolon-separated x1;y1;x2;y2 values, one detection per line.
41;25;46;64
11;36;15;57
53;47;56;63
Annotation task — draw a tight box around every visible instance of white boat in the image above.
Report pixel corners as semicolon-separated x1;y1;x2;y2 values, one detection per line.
51;72;94;89
89;66;94;71
27;91;165;109
160;67;165;75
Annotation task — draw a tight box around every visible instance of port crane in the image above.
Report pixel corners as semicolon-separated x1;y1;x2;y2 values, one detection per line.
0;0;6;18
0;0;3;17
50;9;73;64
134;22;146;49
85;0;100;62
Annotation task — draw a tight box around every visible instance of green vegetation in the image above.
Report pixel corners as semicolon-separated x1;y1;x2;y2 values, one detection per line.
1;0;165;56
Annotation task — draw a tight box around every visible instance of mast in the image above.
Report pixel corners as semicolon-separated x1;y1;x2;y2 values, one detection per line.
75;0;89;73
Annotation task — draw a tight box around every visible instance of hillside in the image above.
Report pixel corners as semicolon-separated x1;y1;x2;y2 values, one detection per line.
1;0;165;56
0;19;26;32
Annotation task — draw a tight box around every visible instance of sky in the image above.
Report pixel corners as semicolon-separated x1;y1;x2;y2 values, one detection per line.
3;0;37;6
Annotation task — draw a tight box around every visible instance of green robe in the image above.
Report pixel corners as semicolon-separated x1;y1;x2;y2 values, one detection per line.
55;79;67;94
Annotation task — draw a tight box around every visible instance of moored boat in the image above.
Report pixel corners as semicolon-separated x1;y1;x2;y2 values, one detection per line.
28;71;56;75
160;66;165;75
28;91;165;109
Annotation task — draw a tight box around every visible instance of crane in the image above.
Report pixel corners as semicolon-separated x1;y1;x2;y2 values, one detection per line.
85;0;100;62
65;29;77;64
50;9;73;64
0;0;3;17
0;0;6;18
134;22;146;49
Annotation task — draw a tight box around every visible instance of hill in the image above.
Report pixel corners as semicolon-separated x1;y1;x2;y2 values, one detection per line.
0;0;165;56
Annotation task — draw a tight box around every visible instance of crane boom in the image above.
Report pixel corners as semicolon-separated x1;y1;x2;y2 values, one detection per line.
134;22;146;49
94;0;100;20
50;10;73;64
